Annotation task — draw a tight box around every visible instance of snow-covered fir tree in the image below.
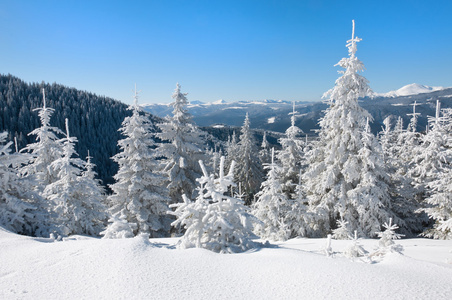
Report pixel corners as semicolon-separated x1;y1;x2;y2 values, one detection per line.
420;102;452;239
302;21;392;237
235;113;263;205
379;116;424;236
276;102;305;199
101;212;136;239
410;101;449;202
18;89;64;236
285;178;314;238
259;131;271;166
171;157;256;253
396;102;423;202
156;83;205;204
373;218;404;256
0;132;38;235
343;231;368;260
332;219;351;240
344;119;394;237
74;152;107;235
44;119;105;236
81;151;106;205
422;166;452;239
225;131;240;173
20;89;63;191
206;146;222;177
379;116;394;162
252;148;291;241
106;87;169;238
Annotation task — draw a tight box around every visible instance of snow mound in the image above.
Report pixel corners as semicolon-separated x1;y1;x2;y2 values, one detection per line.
379;83;447;97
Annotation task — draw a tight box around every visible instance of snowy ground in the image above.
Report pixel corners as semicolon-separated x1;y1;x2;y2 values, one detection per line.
1;227;451;299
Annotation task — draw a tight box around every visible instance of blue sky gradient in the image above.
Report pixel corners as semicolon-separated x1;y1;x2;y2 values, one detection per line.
1;0;451;105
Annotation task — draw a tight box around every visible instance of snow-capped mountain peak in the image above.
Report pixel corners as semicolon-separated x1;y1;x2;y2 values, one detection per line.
209;99;227;105
379;83;446;97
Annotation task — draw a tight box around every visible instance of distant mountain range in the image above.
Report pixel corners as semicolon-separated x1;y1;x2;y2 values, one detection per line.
141;84;452;135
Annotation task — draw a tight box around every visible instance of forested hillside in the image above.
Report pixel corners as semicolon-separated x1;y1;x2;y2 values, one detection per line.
0;74;132;185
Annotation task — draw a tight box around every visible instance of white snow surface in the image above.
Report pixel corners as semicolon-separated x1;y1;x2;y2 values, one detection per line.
378;83;447;97
1;227;452;299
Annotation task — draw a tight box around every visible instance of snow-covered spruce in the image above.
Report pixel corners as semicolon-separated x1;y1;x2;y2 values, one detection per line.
156;83;206;204
285;181;314;238
410;100;449;203
378;116;425;236
421;103;452;239
206;146;222;177
171;157;257;253
259;131;271;166
372;218;404;257
332;219;351;240
44;119;106;236
20;89;63;192
422;165;452;239
343;231;368;261
100;212;137;239
0;132;39;235
252;148;291;241
75;152;108;235
106;86;169;238
18;89;67;236
276;102;305;199
225;131;240;175
302;20;393;237
346;119;394;237
235;113;263;205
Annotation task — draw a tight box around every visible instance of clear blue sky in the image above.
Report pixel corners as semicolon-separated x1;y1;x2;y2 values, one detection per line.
1;0;451;105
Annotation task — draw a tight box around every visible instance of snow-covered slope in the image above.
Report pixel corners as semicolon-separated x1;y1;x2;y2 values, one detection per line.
1;227;451;299
377;83;447;97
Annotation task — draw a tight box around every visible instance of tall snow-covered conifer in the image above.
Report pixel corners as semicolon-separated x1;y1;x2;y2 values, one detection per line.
19;89;63;236
379;116;424;235
276;102;305;199
252;148;291;241
235;113;263;205
156;83;205;204
302;21;392;237
106;86;169;238
44;119;105;236
419;101;452;239
411;101;449;201
226;131;240;174
75;152;108;235
21;89;63;192
0;132;38;235
346;119;393;237
259;131;271;166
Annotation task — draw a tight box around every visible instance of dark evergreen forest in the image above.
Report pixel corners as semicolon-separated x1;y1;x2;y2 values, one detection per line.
0;74;133;186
